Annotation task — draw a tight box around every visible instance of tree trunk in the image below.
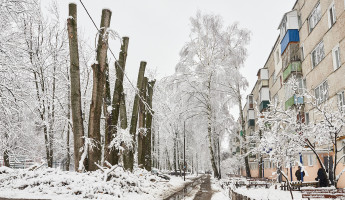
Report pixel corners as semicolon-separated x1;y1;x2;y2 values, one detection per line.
208;113;219;178
174;133;177;173
138;77;148;167
107;37;129;165
87;9;112;171
125;61;146;171
143;80;155;171
3;150;10;167
67;3;85;172
157;128;160;169
217;135;221;179
259;130;263;178
66;69;71;171
120;93;130;166
237;83;251;177
103;61;112;164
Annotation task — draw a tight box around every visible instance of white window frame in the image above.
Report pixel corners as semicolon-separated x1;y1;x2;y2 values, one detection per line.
315;80;329;104
305;112;310;125
338;91;345;111
300;44;305;61
311;41;325;68
332;44;341;70
307;154;313;166
275;50;280;65
328;1;336;28
309;2;321;32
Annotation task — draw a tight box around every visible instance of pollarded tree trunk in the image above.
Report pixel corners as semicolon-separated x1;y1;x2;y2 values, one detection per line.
143;80;155;171
138;77;148;167
87;9;112;171
125;61;146;171
120;94;131;166
103;61;112;164
67;3;85;172
107;37;129;165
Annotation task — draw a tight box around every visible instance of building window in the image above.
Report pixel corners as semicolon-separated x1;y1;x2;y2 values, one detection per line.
328;2;336;28
311;41;325;68
280;16;287;39
298;15;302;28
309;2;321;32
305;112;310;125
338;91;345;111
332;44;341;70
315;80;329;104
273;71;277;83
298;78;306;94
308;154;313;166
300;44;305;61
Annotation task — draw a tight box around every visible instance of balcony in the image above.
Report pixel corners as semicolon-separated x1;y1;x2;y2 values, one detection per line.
259;100;270;112
281;29;300;54
259;79;269;88
283;61;302;81
282;42;300;69
247;109;255;127
285;94;304;110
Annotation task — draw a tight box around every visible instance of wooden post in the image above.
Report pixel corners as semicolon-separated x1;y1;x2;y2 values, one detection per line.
88;8;112;171
143;80;155;171
138;77;148;167
67;3;85;172
106;37;129;165
124;61;146;171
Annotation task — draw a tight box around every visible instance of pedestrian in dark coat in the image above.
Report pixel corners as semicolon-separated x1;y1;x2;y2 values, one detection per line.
316;168;328;187
295;166;305;181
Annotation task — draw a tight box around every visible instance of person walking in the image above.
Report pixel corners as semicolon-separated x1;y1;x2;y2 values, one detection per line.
316;168;328;187
295;166;305;181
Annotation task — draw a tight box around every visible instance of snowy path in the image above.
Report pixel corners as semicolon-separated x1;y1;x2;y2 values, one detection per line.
193;175;213;200
164;175;229;200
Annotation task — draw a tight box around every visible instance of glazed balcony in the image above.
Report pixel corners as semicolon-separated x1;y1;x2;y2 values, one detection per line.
285;94;304;110
283;61;302;82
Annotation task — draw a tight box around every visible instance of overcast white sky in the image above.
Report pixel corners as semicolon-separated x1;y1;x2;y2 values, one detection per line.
43;0;296;94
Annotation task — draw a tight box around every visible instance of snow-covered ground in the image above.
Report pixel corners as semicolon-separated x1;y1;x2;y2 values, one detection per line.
234;186;302;200
210;178;230;200
0;166;195;200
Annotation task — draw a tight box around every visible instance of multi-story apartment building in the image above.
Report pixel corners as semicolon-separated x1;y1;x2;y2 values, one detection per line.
240;0;345;188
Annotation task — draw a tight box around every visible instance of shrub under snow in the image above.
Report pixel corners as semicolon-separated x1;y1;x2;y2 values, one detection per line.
0;166;180;200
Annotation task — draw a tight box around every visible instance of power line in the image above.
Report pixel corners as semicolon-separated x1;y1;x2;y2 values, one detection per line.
78;0;153;113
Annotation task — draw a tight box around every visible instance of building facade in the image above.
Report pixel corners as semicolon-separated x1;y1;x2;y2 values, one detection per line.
240;0;345;188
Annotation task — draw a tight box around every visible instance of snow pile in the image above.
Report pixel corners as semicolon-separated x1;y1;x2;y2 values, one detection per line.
0;166;184;200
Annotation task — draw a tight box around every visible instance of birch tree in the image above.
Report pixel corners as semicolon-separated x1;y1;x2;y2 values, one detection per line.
175;11;250;178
